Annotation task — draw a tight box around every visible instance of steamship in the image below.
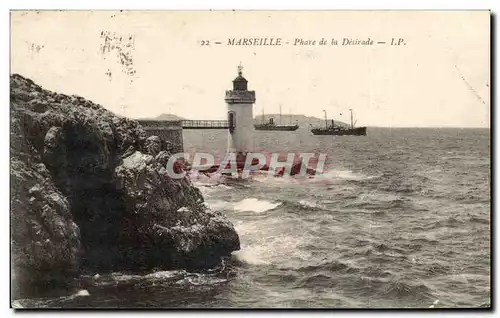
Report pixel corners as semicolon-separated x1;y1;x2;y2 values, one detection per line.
310;109;367;136
254;118;299;131
254;106;299;131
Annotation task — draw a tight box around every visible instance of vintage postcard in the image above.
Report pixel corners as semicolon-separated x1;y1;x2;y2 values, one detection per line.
10;10;490;309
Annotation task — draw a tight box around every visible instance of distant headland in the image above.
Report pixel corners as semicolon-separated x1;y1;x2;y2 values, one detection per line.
141;113;349;128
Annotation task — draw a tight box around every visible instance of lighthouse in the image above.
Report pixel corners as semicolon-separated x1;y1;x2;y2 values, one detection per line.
225;64;256;154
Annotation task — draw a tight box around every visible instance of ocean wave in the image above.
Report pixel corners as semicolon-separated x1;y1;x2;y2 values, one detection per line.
332;274;436;305
190;171;232;185
144;270;188;281
295;259;359;274
173;273;228;286
295;274;335;289
343;195;412;211
352;242;409;259
233;198;281;213
297;199;324;210
371;243;408;255
380;183;425;194
232;244;272;266
232;233;312;266
81;272;144;288
109;272;143;281
12;288;93;308
410;237;440;246
204;196;281;213
422;262;452;275
204;199;232;211
252;173;302;185
320;169;380;181
197;184;233;197
198;186;215;196
380;278;435;302
278;199;327;212
468;216;490;224
233;242;312;266
425;217;465;230
251;169;379;186
455;192;489;203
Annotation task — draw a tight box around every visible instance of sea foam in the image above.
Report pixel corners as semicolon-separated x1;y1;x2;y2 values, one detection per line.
233;198;281;213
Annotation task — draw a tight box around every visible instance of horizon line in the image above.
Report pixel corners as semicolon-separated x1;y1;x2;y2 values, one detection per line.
132;114;490;129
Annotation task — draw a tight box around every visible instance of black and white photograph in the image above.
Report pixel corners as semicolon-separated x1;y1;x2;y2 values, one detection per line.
9;10;491;309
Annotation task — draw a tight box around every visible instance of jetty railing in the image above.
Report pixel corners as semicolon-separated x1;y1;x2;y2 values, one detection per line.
181;120;232;129
137;119;233;130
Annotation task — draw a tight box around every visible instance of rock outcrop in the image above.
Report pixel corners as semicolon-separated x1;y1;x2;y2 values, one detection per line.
10;74;239;297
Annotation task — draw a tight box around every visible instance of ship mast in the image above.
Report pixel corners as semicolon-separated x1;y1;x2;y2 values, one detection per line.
279;104;282;125
349;109;354;129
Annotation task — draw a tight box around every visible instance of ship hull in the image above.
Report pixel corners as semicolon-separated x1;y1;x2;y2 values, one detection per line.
311;127;367;136
254;125;299;131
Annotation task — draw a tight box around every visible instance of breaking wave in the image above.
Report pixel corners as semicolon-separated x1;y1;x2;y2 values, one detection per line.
233;198;281;213
319;169;379;181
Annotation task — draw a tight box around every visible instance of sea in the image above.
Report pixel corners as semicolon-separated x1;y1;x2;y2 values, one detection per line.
14;127;491;309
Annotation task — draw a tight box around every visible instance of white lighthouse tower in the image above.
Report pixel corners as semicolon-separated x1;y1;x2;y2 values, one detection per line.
225;64;256;154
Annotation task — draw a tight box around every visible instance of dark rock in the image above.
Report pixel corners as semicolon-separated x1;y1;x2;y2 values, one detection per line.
144;135;162;156
10;156;81;297
114;151;239;269
10;74;240;298
28;99;49;113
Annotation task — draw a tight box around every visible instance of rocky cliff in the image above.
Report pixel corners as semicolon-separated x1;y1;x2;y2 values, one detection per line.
10;74;239;297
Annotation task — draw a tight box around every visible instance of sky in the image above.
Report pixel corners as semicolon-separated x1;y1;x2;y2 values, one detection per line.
10;11;490;127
